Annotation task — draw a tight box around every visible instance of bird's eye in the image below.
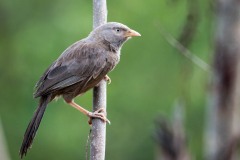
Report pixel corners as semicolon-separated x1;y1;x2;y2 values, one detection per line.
116;29;120;32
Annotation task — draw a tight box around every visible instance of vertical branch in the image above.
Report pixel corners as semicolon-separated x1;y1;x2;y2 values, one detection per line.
93;0;107;29
178;0;199;47
0;118;11;160
90;0;107;160
205;0;240;159
154;100;191;160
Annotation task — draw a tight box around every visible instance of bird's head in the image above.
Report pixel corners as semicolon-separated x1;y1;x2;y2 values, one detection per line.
88;22;141;51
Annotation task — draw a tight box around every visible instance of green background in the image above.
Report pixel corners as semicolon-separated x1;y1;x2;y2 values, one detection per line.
0;0;212;159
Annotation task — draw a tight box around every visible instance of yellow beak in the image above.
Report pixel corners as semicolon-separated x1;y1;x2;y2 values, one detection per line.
126;29;141;37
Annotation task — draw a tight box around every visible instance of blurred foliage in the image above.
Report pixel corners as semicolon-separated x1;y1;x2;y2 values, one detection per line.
0;0;213;159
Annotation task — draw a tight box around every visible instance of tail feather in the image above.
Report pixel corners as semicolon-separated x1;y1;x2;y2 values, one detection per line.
19;95;51;158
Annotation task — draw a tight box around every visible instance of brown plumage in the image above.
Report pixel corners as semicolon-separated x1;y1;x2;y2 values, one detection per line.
19;22;140;158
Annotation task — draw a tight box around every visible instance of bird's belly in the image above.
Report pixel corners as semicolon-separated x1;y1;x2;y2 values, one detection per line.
60;74;105;101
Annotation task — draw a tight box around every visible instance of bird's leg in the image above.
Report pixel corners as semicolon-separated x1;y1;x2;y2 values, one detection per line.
66;101;110;124
104;75;111;84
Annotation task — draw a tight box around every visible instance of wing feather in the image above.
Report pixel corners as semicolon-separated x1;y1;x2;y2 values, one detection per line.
34;40;111;98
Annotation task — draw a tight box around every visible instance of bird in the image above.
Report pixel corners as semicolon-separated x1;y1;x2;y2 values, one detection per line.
19;22;141;158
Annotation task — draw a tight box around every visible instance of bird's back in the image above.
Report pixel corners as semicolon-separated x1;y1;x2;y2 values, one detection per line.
34;39;119;100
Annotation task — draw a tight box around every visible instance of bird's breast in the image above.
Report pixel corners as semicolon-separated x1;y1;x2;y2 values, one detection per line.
107;51;120;67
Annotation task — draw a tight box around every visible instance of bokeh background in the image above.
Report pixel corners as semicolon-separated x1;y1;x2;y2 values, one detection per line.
0;0;213;159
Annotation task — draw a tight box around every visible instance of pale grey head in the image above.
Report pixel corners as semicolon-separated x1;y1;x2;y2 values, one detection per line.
88;22;141;51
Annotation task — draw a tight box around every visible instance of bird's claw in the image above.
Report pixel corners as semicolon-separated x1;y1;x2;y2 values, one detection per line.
104;75;111;84
87;108;111;125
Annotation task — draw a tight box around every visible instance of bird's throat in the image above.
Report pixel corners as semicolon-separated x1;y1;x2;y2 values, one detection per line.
102;39;119;53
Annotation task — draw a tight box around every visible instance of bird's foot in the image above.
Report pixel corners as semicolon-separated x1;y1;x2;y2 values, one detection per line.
104;75;111;84
67;101;110;125
88;108;111;125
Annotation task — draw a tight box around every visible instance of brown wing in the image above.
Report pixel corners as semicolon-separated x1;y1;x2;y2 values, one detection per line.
34;40;112;98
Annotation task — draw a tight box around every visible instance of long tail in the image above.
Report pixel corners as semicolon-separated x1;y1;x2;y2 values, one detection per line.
19;95;51;158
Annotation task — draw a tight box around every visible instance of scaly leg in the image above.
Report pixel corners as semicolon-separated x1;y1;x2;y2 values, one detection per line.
67;101;110;124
